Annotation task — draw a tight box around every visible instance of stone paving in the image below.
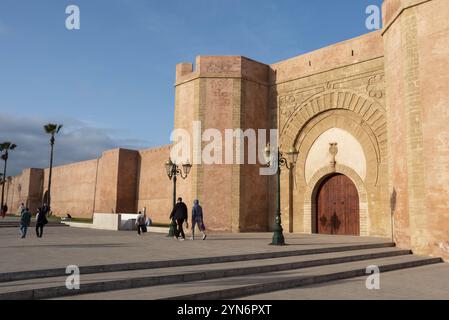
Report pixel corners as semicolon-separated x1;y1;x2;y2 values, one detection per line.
242;263;449;300
1;225;448;300
0;225;390;273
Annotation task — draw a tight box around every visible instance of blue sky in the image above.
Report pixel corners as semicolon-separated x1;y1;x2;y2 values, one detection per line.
0;0;382;175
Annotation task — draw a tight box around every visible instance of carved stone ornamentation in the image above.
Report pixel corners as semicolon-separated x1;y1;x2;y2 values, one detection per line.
210;79;231;107
329;142;338;169
206;62;233;73
279;95;297;118
366;74;385;99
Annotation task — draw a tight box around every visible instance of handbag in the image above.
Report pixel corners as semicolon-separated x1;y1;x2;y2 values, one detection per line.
43;216;48;225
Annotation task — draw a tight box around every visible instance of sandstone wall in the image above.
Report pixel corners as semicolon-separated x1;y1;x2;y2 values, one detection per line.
272;31;391;237
43;159;98;218
41;148;140;219
383;0;449;260
136;145;175;225
174;56;271;232
239;61;270;232
5;168;43;215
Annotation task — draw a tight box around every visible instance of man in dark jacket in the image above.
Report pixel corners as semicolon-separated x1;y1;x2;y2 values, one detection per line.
169;197;188;241
36;207;47;238
1;204;8;218
19;208;31;239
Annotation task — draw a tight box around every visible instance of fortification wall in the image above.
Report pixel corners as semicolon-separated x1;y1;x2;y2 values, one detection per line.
42;159;98;218
383;0;449;260
136;145;175;225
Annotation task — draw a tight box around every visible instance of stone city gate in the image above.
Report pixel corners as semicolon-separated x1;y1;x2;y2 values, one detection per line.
279;89;390;238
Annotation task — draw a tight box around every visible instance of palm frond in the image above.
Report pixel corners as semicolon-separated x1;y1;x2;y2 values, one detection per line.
0;142;14;151
44;123;63;135
44;124;57;133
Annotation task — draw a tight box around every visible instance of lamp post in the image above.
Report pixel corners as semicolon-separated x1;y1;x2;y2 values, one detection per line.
264;143;299;246
165;158;192;237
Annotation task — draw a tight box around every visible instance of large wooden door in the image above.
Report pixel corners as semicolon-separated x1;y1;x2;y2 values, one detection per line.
316;174;360;236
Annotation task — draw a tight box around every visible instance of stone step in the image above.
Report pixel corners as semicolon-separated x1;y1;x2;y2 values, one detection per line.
0;242;395;283
0;247;413;300
0;222;67;228
63;255;443;300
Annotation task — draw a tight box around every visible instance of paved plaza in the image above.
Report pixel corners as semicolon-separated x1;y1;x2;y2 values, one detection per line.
0;225;448;300
243;263;449;300
0;224;389;273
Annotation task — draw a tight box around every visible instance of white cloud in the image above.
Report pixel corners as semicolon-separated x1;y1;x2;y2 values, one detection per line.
0;113;150;176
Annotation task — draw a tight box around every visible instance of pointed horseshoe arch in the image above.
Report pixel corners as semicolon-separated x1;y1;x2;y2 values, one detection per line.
277;89;388;236
280;89;387;152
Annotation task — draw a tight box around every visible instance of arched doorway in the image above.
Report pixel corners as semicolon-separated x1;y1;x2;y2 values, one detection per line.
315;174;360;235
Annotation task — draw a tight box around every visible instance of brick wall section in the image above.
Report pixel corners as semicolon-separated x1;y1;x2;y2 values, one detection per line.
43;160;98;218
416;0;449;261
5;168;44;215
136;145;173;224
383;0;449;260
401;8;428;254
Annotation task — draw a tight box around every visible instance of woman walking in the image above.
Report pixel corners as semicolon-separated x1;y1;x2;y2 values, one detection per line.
191;199;207;241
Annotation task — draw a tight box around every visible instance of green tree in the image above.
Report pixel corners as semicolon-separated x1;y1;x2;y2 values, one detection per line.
44;124;63;209
0;142;17;213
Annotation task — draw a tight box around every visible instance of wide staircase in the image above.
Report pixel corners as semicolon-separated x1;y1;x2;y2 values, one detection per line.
0;241;442;300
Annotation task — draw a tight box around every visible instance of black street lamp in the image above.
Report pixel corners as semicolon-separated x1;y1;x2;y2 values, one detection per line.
264;143;299;246
165;158;192;237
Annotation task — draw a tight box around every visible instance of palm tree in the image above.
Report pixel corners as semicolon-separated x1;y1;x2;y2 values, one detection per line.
1;142;17;213
44;124;63;209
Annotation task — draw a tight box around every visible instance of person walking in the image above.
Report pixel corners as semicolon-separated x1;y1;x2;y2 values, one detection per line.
1;204;8;218
35;207;47;238
18;203;25;215
41;203;49;217
136;211;147;235
19;207;31;239
190;199;207;241
169;197;188;241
